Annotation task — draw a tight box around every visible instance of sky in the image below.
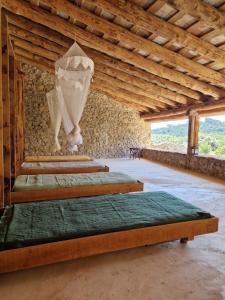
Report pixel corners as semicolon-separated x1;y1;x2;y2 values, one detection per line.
151;114;225;129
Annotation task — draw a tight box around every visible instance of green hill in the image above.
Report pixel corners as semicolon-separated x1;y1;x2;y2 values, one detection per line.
151;118;225;156
152;118;225;135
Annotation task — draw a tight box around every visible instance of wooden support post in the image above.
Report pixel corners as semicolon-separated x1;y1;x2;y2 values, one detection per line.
187;110;199;167
1;12;11;205
14;64;24;177
9;53;15;182
0;9;4;208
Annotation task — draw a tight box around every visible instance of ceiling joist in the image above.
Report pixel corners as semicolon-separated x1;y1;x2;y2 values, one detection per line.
8;22;199;108
33;0;225;87
86;0;225;66
2;0;225;99
163;0;225;31
2;0;225;118
142;98;225;121
8;19;200;104
14;45;160;111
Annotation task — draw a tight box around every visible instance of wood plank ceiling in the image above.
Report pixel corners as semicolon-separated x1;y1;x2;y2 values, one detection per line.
2;0;225;119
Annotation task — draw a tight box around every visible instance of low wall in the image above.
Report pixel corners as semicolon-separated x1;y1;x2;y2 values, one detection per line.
142;149;225;180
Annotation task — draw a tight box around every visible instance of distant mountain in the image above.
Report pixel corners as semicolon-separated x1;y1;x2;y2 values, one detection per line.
200;118;225;134
152;118;225;136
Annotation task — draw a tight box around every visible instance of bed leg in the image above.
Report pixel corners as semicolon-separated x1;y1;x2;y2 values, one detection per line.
180;236;194;243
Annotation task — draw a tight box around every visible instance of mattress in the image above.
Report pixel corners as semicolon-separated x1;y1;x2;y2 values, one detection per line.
21;161;105;169
0;192;212;250
25;155;92;162
13;172;137;192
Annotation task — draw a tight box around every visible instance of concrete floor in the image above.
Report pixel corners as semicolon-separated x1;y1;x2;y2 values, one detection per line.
1;158;225;300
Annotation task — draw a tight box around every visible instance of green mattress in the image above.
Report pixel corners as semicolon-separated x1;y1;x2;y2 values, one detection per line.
22;161;105;169
0;192;212;250
13;172;137;192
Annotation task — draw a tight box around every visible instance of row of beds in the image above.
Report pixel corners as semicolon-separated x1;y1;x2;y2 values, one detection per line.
0;155;218;274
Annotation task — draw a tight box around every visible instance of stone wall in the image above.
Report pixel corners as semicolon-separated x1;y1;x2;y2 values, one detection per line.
142;149;225;180
23;64;151;158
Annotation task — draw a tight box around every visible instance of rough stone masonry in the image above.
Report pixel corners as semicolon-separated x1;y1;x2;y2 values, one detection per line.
22;64;151;158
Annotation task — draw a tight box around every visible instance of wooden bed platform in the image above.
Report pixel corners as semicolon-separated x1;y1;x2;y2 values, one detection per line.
0;217;218;274
0;191;218;274
25;155;93;162
11;172;144;203
20;161;109;175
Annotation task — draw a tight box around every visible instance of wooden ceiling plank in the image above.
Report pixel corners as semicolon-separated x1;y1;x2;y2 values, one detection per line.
9;21;202;103
9;33;174;108
14;46;56;69
7;12;72;48
12;36;60;61
14;45;155;112
163;0;225;31
33;0;225;87
11;41;193;108
142;98;225;121
9;24;66;55
94;71;168;109
15;55;147;112
15;50;148;112
30;0;39;5
15;54;55;74
147;0;168;15
2;0;224;98
85;47;202;101
95;63;180;106
85;0;225;68
92;85;150;112
9;24;199;105
92;78;159;111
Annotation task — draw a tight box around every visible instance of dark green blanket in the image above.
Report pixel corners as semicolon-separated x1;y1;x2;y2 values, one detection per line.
0;192;212;250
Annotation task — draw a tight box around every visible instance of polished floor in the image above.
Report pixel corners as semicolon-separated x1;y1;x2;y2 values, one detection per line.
1;158;225;300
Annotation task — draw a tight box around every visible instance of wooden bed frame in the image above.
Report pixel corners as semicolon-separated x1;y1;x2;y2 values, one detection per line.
11;181;144;203
19;164;110;175
0;217;218;274
25;155;93;162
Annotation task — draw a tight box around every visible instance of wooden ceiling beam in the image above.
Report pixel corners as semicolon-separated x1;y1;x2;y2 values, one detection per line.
12;40;172;110
84;47;202;101
15;54;147;112
15;54;54;74
30;0;39;5
142;99;225;121
163;0;225;31
14;46;154;112
10;20;225;116
8;23;199;104
12;33;186;108
198;108;225;118
94;62;186;106
94;70;169;109
12;36;59;61
92;78;159;111
87;0;225;67
7;12;72;48
9;24;66;55
14;46;55;71
34;0;225;88
2;0;224;99
91;86;150;112
95;65;178;107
